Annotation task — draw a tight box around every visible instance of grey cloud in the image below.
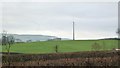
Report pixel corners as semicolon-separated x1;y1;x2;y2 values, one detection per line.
2;2;118;39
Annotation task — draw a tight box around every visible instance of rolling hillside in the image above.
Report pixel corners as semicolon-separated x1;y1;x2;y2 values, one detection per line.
2;40;118;54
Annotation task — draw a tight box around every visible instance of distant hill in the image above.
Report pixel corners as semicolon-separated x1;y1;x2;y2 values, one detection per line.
2;34;70;42
13;34;56;42
99;38;120;40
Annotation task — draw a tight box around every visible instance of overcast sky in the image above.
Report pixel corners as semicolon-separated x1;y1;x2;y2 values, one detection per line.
1;2;118;39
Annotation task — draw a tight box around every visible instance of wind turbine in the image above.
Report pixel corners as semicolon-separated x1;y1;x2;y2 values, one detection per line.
72;16;80;40
73;21;75;40
73;16;75;40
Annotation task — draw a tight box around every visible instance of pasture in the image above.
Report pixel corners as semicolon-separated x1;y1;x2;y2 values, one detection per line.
1;40;118;54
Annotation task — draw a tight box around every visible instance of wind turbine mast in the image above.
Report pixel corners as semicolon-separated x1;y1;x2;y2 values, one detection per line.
73;21;75;40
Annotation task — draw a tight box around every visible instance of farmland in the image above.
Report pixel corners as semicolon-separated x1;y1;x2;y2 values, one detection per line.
1;40;118;54
1;39;119;67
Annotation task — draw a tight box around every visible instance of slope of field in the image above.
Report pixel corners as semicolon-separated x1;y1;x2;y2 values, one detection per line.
1;40;118;54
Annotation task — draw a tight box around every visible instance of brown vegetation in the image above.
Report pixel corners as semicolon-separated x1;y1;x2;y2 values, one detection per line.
2;50;120;66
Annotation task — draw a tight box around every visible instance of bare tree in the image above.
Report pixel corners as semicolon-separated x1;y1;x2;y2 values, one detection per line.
102;41;106;50
2;31;7;45
6;35;15;54
91;42;101;51
2;31;15;66
116;28;120;49
116;28;120;37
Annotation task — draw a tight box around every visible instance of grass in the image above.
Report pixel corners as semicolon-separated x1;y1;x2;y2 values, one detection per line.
1;40;118;54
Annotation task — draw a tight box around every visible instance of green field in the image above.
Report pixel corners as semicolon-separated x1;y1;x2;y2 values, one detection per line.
1;40;118;54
